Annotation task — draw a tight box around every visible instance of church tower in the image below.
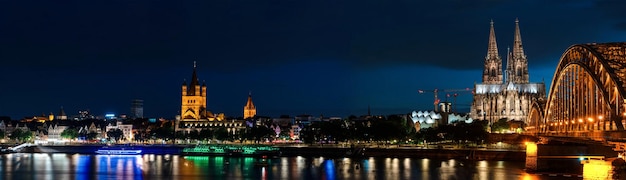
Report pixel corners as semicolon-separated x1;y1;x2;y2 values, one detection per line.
471;19;546;124
507;18;529;83
243;92;256;119
482;20;503;84
181;62;208;121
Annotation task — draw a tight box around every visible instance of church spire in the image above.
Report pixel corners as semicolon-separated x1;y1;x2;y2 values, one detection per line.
506;46;512;83
482;19;503;84
188;61;200;95
243;91;256;119
246;91;254;107
512;18;525;59
486;19;499;60
510;18;529;83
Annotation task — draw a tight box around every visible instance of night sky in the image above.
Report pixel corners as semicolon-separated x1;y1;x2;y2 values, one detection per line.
1;1;625;119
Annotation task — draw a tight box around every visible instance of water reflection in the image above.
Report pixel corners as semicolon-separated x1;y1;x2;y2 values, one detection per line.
0;153;548;180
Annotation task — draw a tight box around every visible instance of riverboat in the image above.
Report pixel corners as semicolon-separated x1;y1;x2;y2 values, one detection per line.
95;146;142;155
182;144;280;157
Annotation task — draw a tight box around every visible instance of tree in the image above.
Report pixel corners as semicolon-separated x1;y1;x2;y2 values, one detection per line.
491;118;510;133
61;128;79;140
9;129;33;143
153;126;174;140
107;129;124;141
244;126;273;143
214;127;229;141
199;129;213;140
86;132;99;140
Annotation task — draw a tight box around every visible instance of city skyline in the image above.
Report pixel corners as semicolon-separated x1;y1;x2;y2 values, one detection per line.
1;1;626;119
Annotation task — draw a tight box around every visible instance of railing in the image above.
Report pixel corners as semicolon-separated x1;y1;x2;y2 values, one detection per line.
8;143;32;152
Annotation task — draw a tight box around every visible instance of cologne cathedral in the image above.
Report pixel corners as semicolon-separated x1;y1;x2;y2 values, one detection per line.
470;19;546;123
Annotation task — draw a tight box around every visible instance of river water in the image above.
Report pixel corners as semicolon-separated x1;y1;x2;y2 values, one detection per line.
0;153;567;180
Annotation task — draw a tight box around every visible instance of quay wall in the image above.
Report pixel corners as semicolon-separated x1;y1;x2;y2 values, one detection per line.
23;145;526;161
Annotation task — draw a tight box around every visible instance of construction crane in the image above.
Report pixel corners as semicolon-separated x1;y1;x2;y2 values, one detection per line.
418;89;440;112
443;88;474;113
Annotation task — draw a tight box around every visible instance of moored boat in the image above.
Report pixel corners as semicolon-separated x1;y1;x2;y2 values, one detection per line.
96;146;142;155
182;144;280;157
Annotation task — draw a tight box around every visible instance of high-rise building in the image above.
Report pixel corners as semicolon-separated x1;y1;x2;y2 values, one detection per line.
243;92;256;119
131;99;144;119
470;19;546;123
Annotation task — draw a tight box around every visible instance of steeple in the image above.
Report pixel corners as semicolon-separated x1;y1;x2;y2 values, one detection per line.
509;18;529;83
243;91;257;119
245;91;255;108
482;19;503;84
486;19;499;60
506;47;512;83
188;61;200;95
512;18;525;58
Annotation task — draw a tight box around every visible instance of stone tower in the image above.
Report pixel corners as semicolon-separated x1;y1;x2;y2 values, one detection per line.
243;92;256;119
181;61;208;120
482;20;503;84
507;18;530;84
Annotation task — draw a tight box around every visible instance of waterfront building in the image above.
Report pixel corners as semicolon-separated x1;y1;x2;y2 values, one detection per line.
470;19;546;123
243;92;256;119
177;62;245;136
105;121;133;141
47;124;68;143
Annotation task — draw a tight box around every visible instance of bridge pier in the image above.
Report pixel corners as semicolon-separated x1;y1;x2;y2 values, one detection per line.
525;141;617;173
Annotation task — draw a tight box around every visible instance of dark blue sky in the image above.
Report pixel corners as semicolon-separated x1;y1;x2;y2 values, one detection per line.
1;0;625;119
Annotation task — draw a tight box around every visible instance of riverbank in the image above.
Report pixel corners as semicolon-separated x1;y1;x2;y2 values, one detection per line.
22;144;526;161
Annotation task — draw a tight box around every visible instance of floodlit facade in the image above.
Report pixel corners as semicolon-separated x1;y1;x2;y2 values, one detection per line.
181;62;209;121
177;62;245;135
470;19;546;123
105;121;133;141
243;92;256;119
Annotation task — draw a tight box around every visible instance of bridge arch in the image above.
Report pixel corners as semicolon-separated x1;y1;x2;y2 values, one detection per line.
526;98;545;135
542;43;626;136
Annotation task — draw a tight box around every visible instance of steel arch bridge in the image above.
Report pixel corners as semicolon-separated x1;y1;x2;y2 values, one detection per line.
526;43;626;139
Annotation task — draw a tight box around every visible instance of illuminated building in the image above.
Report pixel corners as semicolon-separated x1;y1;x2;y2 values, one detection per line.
105;121;133;141
177;62;244;136
243;92;256;119
470;19;546;123
47;124;68;142
180;62;212;121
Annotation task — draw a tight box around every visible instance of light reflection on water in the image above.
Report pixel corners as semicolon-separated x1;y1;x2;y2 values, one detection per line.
0;153;549;180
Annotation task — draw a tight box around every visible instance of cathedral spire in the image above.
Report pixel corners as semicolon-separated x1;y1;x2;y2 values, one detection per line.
506;46;512;82
482;19;503;84
512;18;525;58
486;19;499;60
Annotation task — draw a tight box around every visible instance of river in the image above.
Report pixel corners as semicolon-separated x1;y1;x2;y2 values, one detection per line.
0;153;571;180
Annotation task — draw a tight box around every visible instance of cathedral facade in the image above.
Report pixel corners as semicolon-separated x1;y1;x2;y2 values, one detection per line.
470;19;546;123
